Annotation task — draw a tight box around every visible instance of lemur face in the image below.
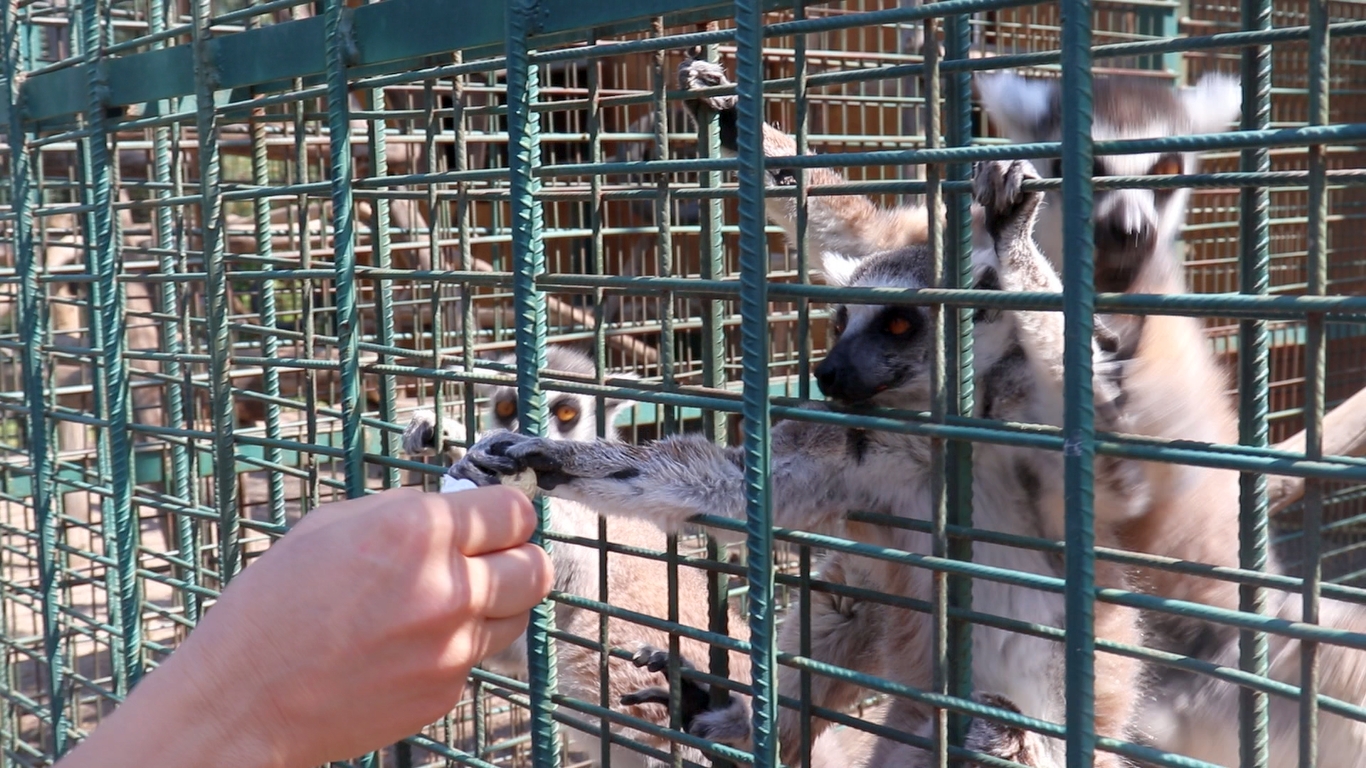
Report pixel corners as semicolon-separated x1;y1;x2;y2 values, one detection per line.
813;247;941;409
481;346;634;442
976;71;1241;293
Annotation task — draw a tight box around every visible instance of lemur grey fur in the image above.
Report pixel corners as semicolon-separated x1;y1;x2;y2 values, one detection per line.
403;345;763;768
978;73;1366;767
447;158;1151;768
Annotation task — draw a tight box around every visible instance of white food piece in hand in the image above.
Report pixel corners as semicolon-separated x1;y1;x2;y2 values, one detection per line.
440;476;479;494
501;469;541;500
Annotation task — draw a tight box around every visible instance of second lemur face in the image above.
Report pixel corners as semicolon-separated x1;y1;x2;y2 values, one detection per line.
814;248;1006;409
976;71;1242;292
482;346;635;442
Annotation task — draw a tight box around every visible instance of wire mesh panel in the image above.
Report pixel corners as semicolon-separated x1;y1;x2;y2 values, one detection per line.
1;0;1365;767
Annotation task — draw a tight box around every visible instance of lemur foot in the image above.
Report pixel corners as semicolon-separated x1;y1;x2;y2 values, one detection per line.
401;409;465;459
620;644;752;747
677;50;737;114
971;159;1043;238
963;693;1042;767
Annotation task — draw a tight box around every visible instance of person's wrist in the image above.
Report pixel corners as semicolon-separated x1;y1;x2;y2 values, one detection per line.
56;641;290;768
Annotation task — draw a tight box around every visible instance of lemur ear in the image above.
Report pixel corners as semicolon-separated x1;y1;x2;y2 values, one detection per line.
975;71;1057;142
818;251;861;287
1181;72;1242;134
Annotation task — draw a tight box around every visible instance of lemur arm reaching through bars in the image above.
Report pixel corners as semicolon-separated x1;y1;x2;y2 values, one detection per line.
449;414;926;545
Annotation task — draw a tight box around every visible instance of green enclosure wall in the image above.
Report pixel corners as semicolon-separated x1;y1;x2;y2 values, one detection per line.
0;0;1364;766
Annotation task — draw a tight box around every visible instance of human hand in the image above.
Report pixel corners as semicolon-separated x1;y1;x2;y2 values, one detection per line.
58;485;553;768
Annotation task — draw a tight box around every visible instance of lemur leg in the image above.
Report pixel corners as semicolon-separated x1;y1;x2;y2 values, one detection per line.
618;554;922;768
450;416;912;545
677;53;931;258
971;158;1148;524
774;552;902;766
971;159;1144;768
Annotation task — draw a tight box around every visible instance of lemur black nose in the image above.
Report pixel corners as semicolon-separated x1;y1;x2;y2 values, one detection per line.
814;361;838;396
1100;216;1155;252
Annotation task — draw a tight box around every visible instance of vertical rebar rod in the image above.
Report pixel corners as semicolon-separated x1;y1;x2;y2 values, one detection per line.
1237;0;1273;761
3;0;65;753
81;0;139;693
698;29;734;768
942;0;973;744
1300;0;1329;764
1060;0;1098;764
506;3;558;767
924;15;951;767
324;0;363;498
733;0;777;764
148;0;198;626
367;83;400;491
190;0;240;584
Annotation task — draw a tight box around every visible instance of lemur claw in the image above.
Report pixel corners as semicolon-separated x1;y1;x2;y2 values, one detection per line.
449;431;531;486
971;159;1043;236
618;644;718;733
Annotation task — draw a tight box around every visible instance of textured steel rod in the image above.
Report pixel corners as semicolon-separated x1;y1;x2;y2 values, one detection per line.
1236;0;1273;761
506;2;559;766
1299;0;1330;764
733;0;777;763
3;0;66;753
324;0;364;498
1060;0;1098;763
190;0;241;584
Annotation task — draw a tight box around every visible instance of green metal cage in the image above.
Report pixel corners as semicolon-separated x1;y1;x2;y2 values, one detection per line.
1;0;1365;766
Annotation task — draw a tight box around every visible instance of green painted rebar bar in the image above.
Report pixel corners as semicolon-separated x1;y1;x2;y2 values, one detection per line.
80;0;141;693
1236;0;1273;762
1060;0;1098;766
505;2;560;767
189;0;241;583
942;0;975;747
732;0;778;764
148;0;199;627
325;0;364;499
2;0;66;754
924;13;952;767
697;30;735;768
367;80;401;491
1300;0;1330;764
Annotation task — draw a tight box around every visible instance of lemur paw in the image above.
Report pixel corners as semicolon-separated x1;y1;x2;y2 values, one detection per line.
503;438;579;491
971;159;1043;238
448;431;535;487
678;51;737;113
402;409;466;458
964;693;1039;767
620;644;751;746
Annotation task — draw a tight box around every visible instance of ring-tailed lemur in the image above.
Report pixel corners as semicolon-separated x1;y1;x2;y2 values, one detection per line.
446;159;1150;768
977;74;1366;767
404;346;756;768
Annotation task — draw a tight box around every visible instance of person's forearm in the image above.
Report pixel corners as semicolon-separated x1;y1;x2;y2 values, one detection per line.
54;647;287;768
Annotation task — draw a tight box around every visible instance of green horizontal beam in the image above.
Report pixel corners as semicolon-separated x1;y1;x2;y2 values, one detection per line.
8;0;807;126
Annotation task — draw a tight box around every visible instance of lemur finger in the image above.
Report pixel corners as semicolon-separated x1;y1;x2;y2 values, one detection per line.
505;439;567;474
620;687;673;708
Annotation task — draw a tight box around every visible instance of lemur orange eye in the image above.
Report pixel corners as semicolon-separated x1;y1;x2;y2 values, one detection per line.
495;400;516;419
886;316;912;336
555;404;579;423
1150;156;1182;176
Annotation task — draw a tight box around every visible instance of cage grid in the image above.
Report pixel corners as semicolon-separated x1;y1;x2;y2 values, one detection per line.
1;0;1365;766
